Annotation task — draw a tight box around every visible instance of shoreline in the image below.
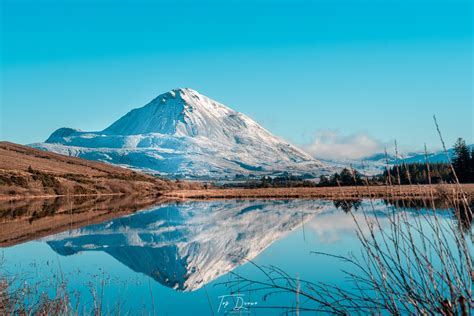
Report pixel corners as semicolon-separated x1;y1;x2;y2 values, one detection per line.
164;184;474;201
2;184;473;202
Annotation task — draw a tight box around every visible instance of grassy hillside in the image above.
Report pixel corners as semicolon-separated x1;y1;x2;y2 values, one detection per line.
0;142;198;198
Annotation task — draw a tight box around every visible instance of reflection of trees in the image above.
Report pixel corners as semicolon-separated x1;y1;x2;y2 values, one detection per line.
455;200;473;232
383;198;452;210
333;199;362;213
383;198;473;232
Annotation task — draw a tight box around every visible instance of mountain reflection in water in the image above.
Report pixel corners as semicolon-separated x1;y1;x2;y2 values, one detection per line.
41;200;328;291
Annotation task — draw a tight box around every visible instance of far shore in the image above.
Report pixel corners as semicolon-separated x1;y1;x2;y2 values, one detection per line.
3;183;472;201
164;184;474;201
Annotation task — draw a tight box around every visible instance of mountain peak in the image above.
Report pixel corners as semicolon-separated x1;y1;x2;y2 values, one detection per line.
171;87;198;94
160;88;198;100
103;88;237;137
151;88;214;112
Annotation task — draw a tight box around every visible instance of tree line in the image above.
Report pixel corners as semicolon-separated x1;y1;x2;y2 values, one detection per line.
320;137;473;186
451;138;474;183
229;137;473;188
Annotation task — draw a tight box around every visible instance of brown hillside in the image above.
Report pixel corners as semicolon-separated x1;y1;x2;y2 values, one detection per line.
0;141;198;198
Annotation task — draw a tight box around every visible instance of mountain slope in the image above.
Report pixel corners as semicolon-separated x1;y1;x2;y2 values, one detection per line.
33;88;329;179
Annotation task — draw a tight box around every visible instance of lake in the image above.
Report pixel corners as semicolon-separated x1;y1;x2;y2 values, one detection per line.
0;198;470;314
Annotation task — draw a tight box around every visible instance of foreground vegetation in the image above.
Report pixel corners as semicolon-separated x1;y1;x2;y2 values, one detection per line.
224;196;472;315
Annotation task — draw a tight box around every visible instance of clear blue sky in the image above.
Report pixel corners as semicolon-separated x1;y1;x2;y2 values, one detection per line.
1;0;472;155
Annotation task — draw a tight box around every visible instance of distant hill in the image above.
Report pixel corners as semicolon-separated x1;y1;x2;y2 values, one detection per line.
0;142;196;198
398;145;473;164
319;144;473;176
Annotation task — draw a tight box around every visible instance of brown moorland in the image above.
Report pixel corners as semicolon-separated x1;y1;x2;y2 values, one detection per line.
0;141;200;199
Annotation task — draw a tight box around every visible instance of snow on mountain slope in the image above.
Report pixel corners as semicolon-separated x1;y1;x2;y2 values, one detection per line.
43;200;329;291
33;88;329;179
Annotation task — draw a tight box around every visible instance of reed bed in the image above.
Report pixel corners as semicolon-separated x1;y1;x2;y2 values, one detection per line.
222;194;472;315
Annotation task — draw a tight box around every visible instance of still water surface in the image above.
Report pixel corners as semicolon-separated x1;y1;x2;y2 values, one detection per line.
0;198;461;314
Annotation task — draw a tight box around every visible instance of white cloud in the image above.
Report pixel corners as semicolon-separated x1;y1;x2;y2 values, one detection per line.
302;130;385;160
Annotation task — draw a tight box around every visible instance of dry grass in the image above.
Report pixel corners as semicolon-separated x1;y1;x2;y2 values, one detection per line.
0;257;129;315
0;142;203;199
165;184;474;200
223;199;472;315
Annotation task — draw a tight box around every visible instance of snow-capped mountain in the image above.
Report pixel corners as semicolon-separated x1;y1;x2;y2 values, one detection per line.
42;200;328;291
32;88;329;179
